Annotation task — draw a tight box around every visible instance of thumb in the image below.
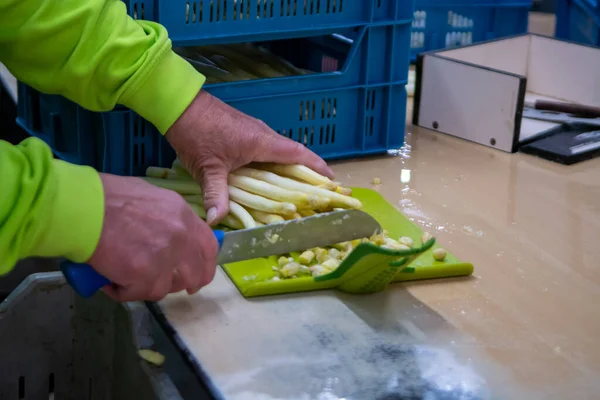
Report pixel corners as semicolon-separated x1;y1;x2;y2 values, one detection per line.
198;165;230;225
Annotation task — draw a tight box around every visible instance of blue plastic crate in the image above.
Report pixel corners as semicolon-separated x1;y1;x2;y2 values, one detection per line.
556;0;600;47
410;0;532;59
16;23;411;176
206;24;411;99
18;83;407;176
578;0;599;12
16;86;176;175
123;0;414;45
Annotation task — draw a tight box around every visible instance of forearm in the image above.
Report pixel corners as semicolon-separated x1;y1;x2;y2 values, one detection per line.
0;0;205;133
0;138;104;274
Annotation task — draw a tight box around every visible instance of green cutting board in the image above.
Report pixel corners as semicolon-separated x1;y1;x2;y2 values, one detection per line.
221;188;473;297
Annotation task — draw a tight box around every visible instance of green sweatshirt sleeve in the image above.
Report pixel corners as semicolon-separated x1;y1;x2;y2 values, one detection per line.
0;0;205;134
0;0;206;273
0;138;104;275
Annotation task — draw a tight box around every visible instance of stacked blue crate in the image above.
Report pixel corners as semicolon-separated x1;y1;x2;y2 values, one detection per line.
17;0;415;176
126;0;414;45
555;0;600;47
410;0;533;60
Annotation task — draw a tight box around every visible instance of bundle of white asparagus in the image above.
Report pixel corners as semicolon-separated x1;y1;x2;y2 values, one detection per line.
144;161;360;228
144;161;444;279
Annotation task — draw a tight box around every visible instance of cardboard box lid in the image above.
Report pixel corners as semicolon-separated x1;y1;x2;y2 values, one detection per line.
413;34;600;153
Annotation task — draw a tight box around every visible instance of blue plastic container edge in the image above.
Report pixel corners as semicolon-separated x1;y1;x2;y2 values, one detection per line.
410;1;532;60
16;0;415;173
17;81;409;175
555;0;600;47
123;0;416;45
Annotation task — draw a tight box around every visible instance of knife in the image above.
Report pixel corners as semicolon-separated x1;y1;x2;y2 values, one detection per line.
524;99;600;119
522;108;600;127
61;210;382;298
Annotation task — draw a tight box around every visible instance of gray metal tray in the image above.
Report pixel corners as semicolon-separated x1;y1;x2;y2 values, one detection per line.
0;272;182;399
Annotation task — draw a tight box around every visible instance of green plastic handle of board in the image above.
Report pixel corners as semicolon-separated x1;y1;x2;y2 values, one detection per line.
314;239;435;294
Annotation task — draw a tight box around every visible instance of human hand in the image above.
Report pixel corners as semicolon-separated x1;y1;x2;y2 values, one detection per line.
87;173;219;302
165;90;335;225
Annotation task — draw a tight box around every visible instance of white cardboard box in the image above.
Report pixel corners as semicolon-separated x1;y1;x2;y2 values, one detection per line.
412;34;600;153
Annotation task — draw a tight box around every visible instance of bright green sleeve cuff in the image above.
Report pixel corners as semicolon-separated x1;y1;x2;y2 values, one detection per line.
34;160;104;263
122;50;206;134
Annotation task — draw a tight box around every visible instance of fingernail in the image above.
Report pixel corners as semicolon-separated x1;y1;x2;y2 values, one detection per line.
207;207;218;225
187;287;201;295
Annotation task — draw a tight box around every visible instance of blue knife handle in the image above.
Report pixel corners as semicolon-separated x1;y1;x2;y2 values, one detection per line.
62;230;226;298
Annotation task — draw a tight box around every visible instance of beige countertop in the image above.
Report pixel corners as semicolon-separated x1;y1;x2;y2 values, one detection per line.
158;103;600;399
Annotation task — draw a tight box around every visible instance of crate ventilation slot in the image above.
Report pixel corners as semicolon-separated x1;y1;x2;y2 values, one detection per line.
278;125;337;146
186;0;345;24
276;97;338;146
448;11;474;28
131;2;147;19
299;98;337;121
365;89;377;137
412;10;427;29
411;32;425;49
445;32;473;47
411;10;427;49
133;116;147;168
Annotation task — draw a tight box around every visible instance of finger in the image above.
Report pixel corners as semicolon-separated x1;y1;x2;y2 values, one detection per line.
169;269;187;293
260;136;334;179
185;272;213;295
198;165;231;225
186;262;217;295
186;222;219;294
103;283;147;302
146;273;175;302
103;273;172;302
187;286;203;295
173;261;204;294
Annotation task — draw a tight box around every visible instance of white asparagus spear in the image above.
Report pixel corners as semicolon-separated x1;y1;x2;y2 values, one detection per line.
228;185;297;216
185;196;245;230
228;201;256;229
187;202;245;230
257;163;337;190
228;174;328;209
245;209;286;225
234;168;362;209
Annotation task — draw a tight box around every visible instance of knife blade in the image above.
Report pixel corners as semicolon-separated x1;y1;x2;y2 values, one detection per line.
216;209;382;264
61;210;382;298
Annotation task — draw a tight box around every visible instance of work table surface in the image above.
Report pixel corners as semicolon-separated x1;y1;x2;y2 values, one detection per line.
158;119;600;400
